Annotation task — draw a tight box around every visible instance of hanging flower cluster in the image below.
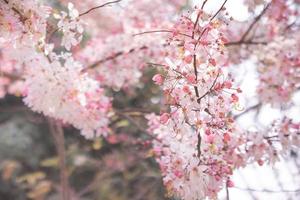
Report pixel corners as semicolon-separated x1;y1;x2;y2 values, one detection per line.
0;0;112;138
146;6;243;199
23;53;111;138
147;3;300;199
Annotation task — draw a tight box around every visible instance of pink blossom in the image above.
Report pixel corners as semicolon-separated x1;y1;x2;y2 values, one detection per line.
152;74;164;85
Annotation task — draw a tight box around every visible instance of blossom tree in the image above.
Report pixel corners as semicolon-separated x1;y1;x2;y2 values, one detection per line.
0;0;300;199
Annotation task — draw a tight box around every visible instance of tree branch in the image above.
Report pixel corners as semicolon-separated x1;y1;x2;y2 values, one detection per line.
79;0;122;17
239;3;271;42
226;184;230;200
235;187;300;193
210;0;228;22
85;46;147;71
234;103;261;120
48;118;70;200
133;30;192;38
225;40;267;46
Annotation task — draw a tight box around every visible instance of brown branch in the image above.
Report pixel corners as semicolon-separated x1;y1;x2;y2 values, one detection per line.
197;133;202;158
201;0;209;9
85;46;148;70
234;103;261;119
239;3;271;42
2;0;27;23
114;110;162;142
133;30;192;38
210;0;228;22
79;0;122;17
225;3;271;47
235;187;300;193
48;118;70;200
225;40;268;46
147;62;168;67
197;72;220;103
226;184;230;200
0;71;21;81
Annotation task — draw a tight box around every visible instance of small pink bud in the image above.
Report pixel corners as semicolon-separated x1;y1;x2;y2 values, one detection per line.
223;81;232;89
152;74;164;85
205;129;211;135
227;180;234;187
184;55;193;64
220;36;229;43
160;113;170;124
237;88;242;93
186;74;197;84
223;132;231;142
182;85;191;93
231;94;239;102
174;170;183;178
207;134;215;144
209;58;217;66
257;159;264;166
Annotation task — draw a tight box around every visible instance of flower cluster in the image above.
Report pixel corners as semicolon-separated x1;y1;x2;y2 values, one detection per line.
238;118;300;166
23;53;111;138
54;3;84;50
147;4;300;199
0;0;50;97
147;7;243;199
255;36;300;107
0;1;111;138
0;0;50;47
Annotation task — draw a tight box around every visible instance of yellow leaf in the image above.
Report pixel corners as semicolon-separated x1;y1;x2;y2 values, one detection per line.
115;120;129;128
17;172;46;185
40;157;59;168
93;138;103;150
27;180;52;200
146;149;155;158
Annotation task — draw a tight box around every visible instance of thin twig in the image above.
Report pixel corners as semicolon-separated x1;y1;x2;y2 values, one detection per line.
197;72;220;103
201;0;208;9
79;0;122;17
225;40;267;46
210;0;228;22
133;30;192;38
226;184;230;200
235;187;300;193
239;3;271;42
85;46;148;70
234;103;261;119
